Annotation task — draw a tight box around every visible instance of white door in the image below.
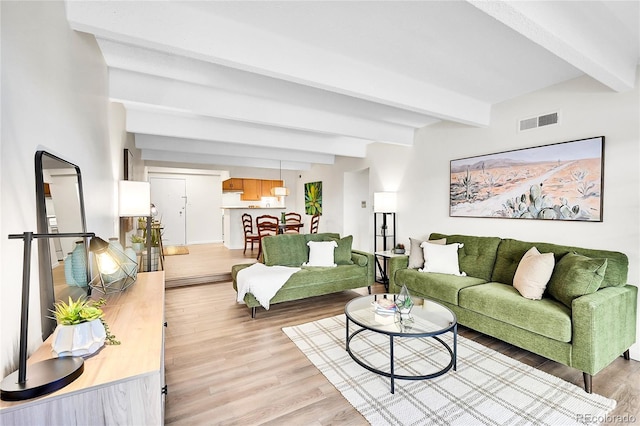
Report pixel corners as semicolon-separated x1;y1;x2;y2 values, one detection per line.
150;177;187;246
343;168;371;252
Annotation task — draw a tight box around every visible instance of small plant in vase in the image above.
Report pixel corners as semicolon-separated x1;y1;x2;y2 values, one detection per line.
394;243;405;254
50;297;120;357
130;233;145;253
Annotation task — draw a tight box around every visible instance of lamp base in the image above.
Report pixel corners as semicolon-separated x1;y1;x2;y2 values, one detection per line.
0;357;84;401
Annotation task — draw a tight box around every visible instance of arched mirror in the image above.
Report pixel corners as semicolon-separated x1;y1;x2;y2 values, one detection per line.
35;151;89;340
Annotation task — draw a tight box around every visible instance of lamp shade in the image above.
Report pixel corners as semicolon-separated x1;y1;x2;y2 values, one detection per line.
118;181;150;217
272;186;290;196
373;192;397;213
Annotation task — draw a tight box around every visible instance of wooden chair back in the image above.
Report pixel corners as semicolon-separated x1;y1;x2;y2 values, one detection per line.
242;213;260;254
283;212;302;233
309;214;320;234
256;215;279;259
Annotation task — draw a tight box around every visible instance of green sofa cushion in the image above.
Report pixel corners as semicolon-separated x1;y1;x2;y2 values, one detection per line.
459;283;572;342
331;235;354;265
547;253;607;308
429;233;501;281
262;234;308;266
394;268;486;305
492;238;627;288
304;232;341;242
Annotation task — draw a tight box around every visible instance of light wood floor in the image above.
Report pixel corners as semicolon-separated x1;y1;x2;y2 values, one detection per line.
163;244;639;425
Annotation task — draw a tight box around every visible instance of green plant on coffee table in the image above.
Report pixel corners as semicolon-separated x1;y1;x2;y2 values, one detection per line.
51;297;120;345
130;234;145;244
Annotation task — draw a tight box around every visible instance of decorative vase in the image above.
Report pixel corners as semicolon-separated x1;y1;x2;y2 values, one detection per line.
64;252;78;286
131;242;144;253
122;247;138;279
50;319;106;358
71;241;88;287
142;247;160;272
394;248;405;254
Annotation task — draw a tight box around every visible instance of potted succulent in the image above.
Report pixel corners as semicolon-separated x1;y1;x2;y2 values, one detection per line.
394;243;405;254
50;297;119;357
130;233;145;253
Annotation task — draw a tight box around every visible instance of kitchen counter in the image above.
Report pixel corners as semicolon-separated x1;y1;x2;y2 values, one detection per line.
223;207;288;250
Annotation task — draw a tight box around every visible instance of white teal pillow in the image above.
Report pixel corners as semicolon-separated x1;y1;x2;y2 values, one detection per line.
419;242;466;276
304;240;337;267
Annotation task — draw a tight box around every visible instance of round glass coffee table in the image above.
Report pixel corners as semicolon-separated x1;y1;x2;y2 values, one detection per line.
344;293;457;394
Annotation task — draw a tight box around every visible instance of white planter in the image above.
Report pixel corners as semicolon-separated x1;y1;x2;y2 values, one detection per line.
51;319;106;358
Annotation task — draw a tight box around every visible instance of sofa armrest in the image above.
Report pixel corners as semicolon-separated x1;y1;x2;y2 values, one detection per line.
352;250;375;286
388;255;409;293
571;285;638;375
231;263;254;290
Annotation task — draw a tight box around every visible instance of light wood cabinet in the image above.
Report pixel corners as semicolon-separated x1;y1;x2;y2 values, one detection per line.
240;179;261;200
0;272;166;425
261;180;284;197
222;178;243;191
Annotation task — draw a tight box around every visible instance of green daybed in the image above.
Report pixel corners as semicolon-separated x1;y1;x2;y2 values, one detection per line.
232;233;374;318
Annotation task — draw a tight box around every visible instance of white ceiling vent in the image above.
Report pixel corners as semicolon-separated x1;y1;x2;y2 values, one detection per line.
519;112;559;132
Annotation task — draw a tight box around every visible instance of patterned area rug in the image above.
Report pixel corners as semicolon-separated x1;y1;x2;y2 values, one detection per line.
163;246;189;256
283;314;616;425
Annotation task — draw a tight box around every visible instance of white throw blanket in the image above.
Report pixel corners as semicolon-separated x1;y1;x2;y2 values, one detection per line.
236;263;301;309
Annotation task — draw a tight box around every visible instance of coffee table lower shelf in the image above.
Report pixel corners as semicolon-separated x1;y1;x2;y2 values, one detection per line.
345;323;457;394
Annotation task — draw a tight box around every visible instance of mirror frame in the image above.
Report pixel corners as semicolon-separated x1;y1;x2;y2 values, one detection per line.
35;151;89;339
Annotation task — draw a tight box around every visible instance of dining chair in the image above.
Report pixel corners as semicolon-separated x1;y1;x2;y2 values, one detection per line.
242;213;260;254
309;214;320;234
256;215;279;260
283;212;302;234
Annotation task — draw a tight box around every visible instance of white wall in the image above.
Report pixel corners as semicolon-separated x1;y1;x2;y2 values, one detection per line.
1;1;122;376
303;72;640;360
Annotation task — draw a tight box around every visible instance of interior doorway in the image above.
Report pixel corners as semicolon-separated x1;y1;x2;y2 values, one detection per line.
150;177;187;246
343;168;371;252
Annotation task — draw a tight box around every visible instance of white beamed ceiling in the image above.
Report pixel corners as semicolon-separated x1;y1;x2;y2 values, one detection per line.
66;1;639;171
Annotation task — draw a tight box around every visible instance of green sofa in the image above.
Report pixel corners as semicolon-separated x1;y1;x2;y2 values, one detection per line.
232;233;374;318
388;232;637;393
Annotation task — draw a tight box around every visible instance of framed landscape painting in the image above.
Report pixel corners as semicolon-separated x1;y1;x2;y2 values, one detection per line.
449;136;604;222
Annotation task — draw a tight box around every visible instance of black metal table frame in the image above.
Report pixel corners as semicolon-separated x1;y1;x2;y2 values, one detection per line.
345;305;457;394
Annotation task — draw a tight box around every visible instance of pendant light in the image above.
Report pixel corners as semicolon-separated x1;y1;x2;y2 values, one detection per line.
271;161;290;196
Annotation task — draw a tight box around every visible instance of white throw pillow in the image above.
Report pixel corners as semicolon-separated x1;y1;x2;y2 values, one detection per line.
513;247;555;300
419;242;466;276
304;240;337;267
408;237;446;269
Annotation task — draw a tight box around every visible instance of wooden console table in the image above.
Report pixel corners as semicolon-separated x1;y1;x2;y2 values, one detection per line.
0;271;166;425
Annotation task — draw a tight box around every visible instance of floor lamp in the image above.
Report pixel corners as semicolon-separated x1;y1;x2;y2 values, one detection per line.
0;232;110;401
118;181;152;271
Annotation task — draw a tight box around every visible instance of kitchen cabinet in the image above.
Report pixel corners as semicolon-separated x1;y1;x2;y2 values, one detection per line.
222;178;243;192
261;180;284;197
240;179;261;200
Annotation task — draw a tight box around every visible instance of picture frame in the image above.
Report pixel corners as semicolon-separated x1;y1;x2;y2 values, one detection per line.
449;136;604;222
305;181;322;215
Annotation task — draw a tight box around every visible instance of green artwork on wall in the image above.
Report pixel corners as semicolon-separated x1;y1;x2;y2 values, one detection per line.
305;181;322;215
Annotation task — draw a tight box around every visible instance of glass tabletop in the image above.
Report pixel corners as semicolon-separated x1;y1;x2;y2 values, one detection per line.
345;293;456;337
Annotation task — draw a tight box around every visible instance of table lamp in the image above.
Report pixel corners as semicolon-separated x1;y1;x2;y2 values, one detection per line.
0;232;116;401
